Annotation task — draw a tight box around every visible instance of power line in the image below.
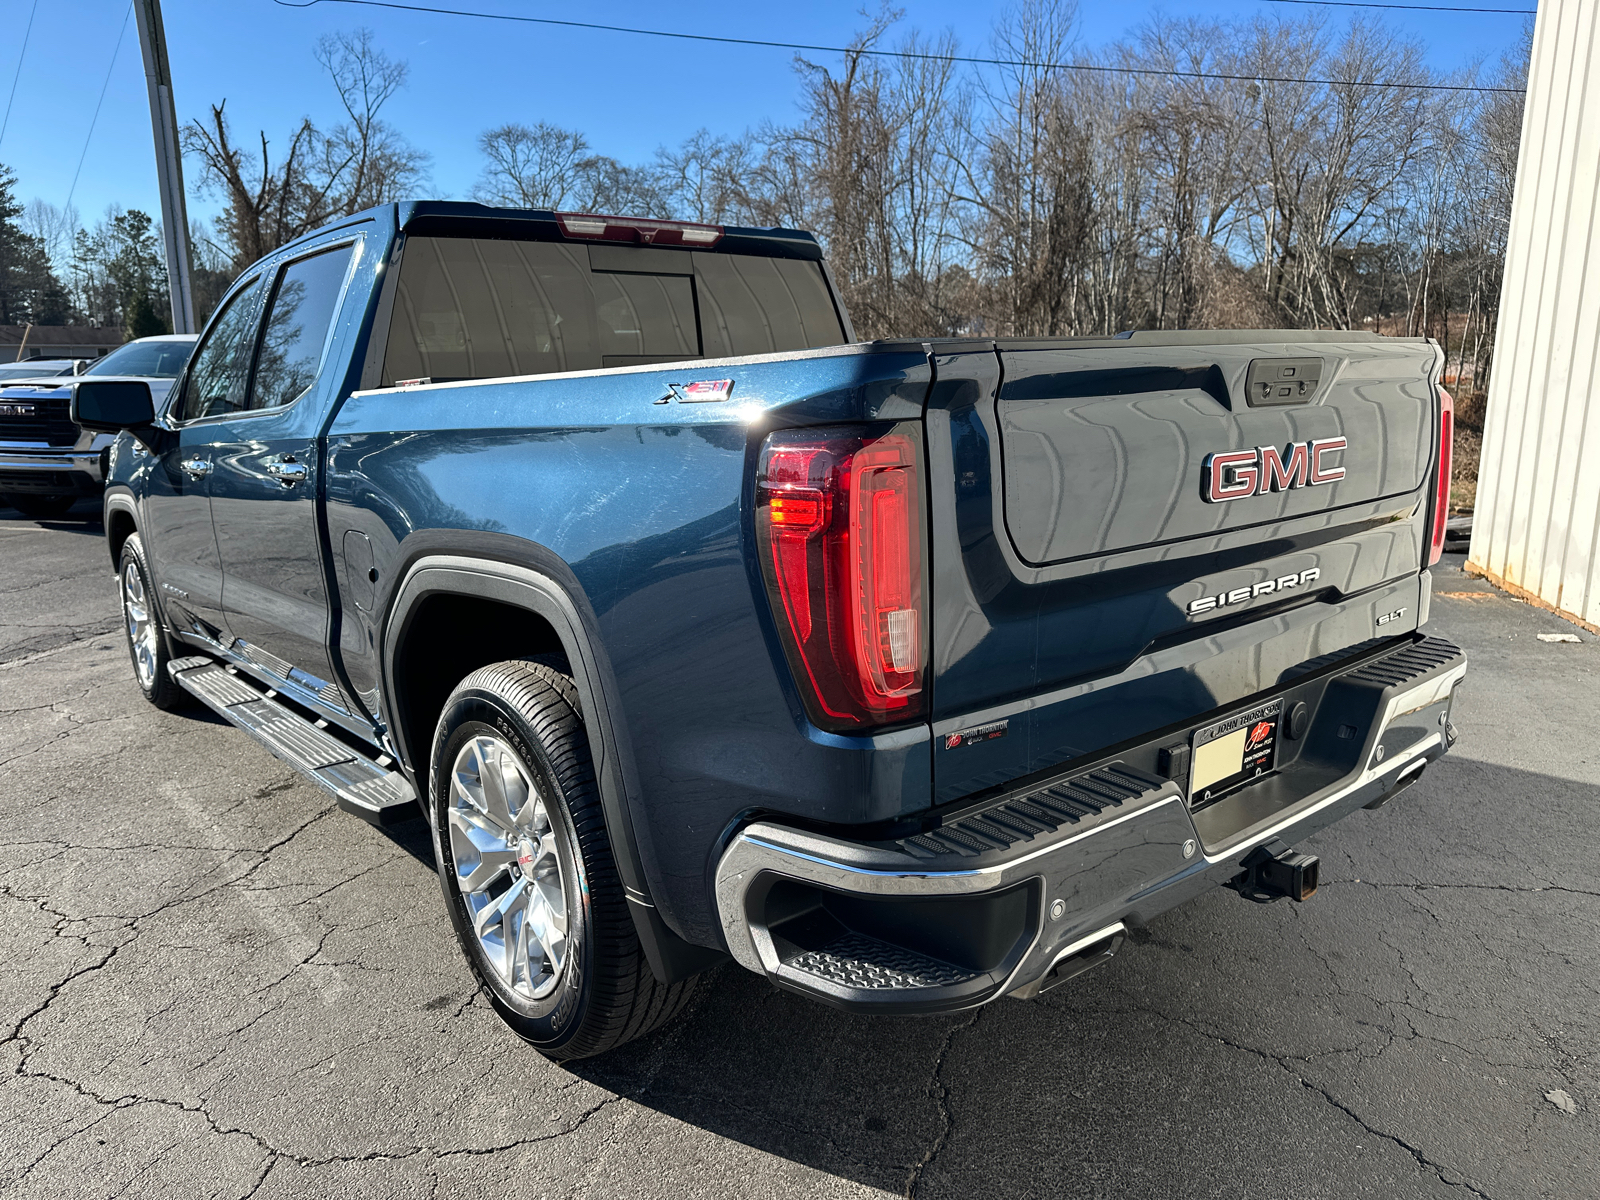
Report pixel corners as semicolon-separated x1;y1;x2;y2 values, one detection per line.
0;0;42;153
67;3;134;212
1253;0;1533;12
272;0;1526;94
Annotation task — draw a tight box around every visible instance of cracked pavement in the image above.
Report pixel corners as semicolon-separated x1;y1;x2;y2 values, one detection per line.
1;497;1595;1199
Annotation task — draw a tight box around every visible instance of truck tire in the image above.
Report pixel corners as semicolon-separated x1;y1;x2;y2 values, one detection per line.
430;659;696;1060
118;532;189;710
3;493;76;519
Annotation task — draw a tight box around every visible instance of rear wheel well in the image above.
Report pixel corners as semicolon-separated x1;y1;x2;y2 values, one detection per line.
391;592;568;775
106;507;136;570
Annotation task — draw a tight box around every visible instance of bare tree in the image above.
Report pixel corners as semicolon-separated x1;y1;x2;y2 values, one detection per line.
183;28;428;269
960;0;1093;336
1237;18;1433;328
767;15;975;338
474;122;592;209
1126;19;1260;328
569;157;665;216
654;130;761;224
473;122;668;216
450;4;1526;378
1453;26;1529;414
21;199;79;272
783;10;902;335
313;30;429;213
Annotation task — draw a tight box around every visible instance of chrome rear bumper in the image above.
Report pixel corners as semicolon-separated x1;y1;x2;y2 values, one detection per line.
714;638;1467;1013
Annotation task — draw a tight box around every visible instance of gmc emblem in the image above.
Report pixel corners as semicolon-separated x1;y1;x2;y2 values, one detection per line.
0;402;37;417
1202;437;1346;502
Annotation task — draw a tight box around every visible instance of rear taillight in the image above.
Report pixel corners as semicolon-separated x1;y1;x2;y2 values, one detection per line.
756;425;926;730
1429;387;1454;566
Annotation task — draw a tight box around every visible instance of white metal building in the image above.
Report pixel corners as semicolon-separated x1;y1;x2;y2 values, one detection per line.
1467;0;1600;632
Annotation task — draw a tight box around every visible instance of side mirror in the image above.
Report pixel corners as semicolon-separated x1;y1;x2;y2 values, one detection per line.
72;379;156;432
72;379;165;454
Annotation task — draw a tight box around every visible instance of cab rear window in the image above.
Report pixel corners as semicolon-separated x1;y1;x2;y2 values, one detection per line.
381;237;845;386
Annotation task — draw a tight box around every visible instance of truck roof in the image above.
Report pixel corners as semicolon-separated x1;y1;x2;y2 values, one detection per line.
389;200;825;262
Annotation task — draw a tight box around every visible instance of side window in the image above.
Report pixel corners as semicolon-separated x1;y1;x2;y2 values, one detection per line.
176;276;262;422
248;243;356;411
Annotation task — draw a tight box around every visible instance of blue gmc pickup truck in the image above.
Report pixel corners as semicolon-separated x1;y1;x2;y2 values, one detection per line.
75;201;1466;1060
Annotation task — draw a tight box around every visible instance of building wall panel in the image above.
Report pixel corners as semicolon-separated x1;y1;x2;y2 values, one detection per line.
1469;0;1600;629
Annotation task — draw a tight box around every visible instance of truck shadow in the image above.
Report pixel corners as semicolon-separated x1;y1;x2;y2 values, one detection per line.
378;815;436;869
0;497;105;533
556;754;1600;1196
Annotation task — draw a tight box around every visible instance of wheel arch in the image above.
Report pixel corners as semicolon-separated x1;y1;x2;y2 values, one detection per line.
380;537;724;983
103;489;140;572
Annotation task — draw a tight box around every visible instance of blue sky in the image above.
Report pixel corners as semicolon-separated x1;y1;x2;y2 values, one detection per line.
5;0;1535;238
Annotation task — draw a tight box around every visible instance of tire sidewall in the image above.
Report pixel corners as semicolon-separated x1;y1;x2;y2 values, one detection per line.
431;692;591;1050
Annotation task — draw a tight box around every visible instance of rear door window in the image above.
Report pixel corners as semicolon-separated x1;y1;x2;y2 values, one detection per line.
381;236;844;386
248;243;356;411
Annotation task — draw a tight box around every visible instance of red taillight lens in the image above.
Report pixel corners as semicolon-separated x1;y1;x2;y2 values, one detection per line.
756;425;926;730
1429;387;1454;566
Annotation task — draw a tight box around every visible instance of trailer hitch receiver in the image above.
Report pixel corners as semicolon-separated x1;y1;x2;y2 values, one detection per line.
1229;838;1319;903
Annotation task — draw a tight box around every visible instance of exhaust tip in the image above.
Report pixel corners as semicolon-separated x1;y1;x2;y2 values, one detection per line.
1365;758;1428;809
1009;923;1126;1000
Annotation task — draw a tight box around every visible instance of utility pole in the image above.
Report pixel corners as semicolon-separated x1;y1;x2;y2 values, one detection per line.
132;0;196;334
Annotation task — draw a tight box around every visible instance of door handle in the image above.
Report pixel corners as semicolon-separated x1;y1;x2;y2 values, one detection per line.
265;458;308;486
180;458;211;479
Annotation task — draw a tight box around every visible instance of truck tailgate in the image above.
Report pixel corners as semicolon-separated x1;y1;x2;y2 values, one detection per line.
925;333;1442;805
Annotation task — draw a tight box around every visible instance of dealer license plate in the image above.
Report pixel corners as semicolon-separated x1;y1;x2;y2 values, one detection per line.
1189;698;1283;810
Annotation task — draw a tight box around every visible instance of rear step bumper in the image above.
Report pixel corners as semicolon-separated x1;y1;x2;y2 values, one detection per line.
714;636;1466;1014
168;657;419;825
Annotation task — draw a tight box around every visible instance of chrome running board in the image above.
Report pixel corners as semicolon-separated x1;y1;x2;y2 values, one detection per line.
168;656;419;826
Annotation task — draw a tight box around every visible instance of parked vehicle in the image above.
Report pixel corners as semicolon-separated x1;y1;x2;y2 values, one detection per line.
0;334;197;518
79;335;199;400
0;358;82;384
78;202;1465;1060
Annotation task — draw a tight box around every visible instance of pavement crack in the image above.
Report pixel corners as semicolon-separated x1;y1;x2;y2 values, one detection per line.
3;943;123;1051
240;1157;278;1200
1329;880;1600;900
433;1093;627;1159
14;1066;426;1173
903;1007;983;1199
1293;1077;1500;1200
4;1101;122;1189
1129;1002;1499;1199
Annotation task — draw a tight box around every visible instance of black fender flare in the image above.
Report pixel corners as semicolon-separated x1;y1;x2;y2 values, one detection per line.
102;487;141;573
380;537;724;983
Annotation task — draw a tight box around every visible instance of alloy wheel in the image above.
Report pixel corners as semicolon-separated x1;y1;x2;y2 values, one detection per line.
122;561;158;690
447;735;571;1001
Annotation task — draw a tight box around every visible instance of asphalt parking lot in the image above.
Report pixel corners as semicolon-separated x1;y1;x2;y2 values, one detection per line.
1;497;1595;1200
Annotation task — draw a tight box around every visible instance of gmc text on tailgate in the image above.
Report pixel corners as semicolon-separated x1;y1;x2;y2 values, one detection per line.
75;202;1466;1060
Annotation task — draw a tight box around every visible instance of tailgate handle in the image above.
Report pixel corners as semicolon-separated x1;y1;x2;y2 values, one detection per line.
1246;358;1323;407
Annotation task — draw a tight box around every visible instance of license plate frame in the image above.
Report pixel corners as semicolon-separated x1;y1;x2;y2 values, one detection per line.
1189;698;1283;810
